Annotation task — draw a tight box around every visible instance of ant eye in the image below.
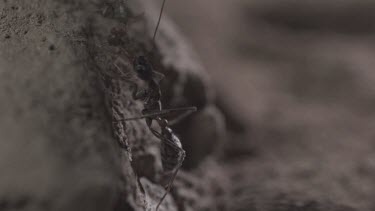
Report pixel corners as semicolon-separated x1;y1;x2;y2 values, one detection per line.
136;65;146;73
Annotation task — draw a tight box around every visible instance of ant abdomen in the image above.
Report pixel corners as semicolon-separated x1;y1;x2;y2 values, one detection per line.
160;128;186;172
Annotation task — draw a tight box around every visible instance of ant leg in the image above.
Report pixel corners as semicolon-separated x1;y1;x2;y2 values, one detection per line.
151;71;165;83
118;107;197;122
156;140;184;211
156;167;181;211
130;83;147;100
150;127;163;140
143;115;164;140
168;107;197;126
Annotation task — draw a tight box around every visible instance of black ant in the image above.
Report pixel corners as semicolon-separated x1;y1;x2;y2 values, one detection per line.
116;0;197;210
120;107;195;210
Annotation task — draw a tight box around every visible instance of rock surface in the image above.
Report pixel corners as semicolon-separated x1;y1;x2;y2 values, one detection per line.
0;0;224;210
1;0;369;211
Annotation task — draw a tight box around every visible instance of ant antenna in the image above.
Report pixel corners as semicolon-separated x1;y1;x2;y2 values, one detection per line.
152;0;167;44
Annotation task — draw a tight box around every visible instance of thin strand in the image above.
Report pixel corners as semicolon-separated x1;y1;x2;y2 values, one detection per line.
152;0;166;43
116;106;197;121
169;109;196;125
156;168;180;211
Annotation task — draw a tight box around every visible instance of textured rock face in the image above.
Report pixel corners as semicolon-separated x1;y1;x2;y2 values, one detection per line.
0;0;225;210
1;0;366;211
0;1;120;210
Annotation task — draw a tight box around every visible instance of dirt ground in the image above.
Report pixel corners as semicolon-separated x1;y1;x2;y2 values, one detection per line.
167;1;375;210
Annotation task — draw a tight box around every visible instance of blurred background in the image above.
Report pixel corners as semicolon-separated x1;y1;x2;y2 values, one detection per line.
165;0;375;210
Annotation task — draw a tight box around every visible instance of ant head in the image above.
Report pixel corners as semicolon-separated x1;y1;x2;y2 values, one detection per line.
134;56;153;81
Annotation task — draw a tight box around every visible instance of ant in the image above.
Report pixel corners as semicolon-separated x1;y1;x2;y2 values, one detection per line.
120;107;195;210
115;0;197;210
